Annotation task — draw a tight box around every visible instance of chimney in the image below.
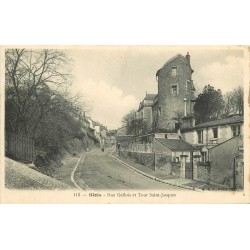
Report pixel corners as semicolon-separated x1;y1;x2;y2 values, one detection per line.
186;52;190;64
184;98;187;116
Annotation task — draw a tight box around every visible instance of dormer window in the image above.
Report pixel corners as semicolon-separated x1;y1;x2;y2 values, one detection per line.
171;66;177;77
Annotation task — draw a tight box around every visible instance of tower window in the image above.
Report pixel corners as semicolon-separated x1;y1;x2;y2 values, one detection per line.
186;80;190;93
175;122;180;132
171;85;178;96
158;106;162;116
172;66;177;77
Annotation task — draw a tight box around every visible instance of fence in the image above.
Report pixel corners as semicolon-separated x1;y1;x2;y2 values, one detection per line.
5;133;35;162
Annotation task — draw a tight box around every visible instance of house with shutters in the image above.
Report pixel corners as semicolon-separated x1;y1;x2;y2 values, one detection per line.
181;115;244;163
180;115;244;188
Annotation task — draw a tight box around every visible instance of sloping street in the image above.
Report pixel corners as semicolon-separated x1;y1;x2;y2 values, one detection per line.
72;149;183;190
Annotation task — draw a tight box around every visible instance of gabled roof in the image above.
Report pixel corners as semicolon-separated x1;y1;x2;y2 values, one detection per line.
156;53;194;76
209;135;243;151
156;138;196;151
195;116;243;129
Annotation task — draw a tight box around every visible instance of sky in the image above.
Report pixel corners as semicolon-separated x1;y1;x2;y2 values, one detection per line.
68;46;244;130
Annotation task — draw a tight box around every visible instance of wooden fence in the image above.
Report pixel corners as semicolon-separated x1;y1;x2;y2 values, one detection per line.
5;133;35;162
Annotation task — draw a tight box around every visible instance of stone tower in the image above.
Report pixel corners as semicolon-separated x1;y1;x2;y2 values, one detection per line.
154;52;196;131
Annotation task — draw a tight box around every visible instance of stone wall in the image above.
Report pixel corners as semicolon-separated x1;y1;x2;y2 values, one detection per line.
119;134;155;153
171;162;181;177
120;150;173;172
118;134;175;172
155;153;172;174
194;163;210;183
120;150;155;170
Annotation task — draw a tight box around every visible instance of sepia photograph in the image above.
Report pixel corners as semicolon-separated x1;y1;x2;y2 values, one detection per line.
1;3;249;250
1;45;249;203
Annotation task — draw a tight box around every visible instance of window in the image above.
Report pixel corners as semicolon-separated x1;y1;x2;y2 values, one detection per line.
197;130;203;144
171;66;177;77
175;122;180;132
186;80;190;93
171;85;178;96
231;125;241;136
201;152;207;163
212;128;218;139
158;107;162;116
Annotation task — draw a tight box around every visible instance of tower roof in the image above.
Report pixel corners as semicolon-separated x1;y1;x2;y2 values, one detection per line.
156;53;194;76
161;53;188;69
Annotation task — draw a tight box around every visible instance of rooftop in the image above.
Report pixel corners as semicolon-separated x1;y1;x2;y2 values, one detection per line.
161;53;188;69
156;138;196;151
195;116;243;129
156;53;194;76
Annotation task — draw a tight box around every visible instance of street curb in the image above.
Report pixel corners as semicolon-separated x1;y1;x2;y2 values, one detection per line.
71;154;84;190
71;154;92;190
109;152;200;192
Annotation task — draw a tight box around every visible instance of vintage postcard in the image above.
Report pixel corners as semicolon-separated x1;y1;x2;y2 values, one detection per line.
0;45;249;203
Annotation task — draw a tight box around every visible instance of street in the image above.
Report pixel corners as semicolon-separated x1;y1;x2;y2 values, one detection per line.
73;149;183;190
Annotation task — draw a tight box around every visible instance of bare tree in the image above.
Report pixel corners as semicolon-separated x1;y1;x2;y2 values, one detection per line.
5;49;85;138
223;86;244;117
122;109;147;135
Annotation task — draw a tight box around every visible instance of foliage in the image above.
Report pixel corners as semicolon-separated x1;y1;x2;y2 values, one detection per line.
172;110;184;126
223;86;244;117
193;84;225;124
122;109;147;135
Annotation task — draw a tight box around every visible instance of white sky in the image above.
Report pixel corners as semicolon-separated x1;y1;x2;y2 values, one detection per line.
68;46;244;130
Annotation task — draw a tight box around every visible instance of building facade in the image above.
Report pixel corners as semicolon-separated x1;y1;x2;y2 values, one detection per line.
181;115;244;163
118;132;199;178
136;53;196;133
138;94;157;130
153;52;196;131
117;52;244;188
